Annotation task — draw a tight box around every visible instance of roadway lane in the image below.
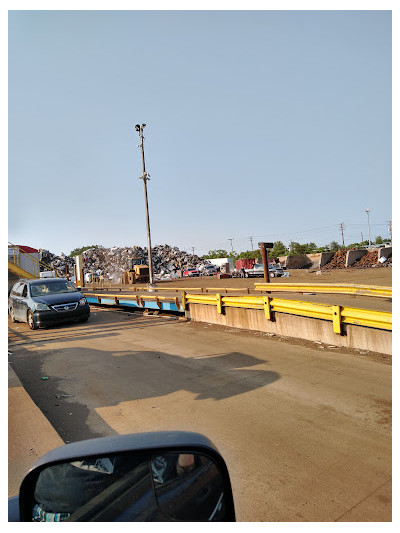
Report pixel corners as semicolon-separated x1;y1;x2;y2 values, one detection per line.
8;307;391;521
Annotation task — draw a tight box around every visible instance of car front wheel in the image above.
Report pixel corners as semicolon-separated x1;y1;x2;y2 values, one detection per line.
27;310;38;330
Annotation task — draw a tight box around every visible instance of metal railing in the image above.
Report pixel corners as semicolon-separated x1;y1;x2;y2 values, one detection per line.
8;242;57;278
183;293;392;334
83;292;182;311
254;282;392;299
83;282;391;298
83;289;391;334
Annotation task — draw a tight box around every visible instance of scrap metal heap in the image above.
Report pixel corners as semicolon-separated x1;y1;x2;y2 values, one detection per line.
321;250;348;270
322;249;392;270
41;245;211;281
351;250;392;269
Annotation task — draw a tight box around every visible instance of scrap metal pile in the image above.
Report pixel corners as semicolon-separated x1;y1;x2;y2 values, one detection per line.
40;250;76;276
321;250;348;270
41;245;211;281
322;249;392;270
351;250;392;269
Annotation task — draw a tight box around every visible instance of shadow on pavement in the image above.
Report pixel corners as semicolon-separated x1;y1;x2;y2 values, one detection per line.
9;343;280;443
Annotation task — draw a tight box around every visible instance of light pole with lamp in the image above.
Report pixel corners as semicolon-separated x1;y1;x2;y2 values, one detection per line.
135;123;155;287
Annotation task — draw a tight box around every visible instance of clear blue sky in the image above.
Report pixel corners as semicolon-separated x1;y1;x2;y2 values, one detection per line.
8;10;392;256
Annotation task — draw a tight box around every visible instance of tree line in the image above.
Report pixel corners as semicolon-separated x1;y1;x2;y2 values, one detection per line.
202;236;390;261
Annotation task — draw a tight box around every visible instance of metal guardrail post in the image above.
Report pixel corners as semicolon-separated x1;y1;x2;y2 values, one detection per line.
263;297;271;320
216;294;222;314
181;292;186;312
332;305;342;334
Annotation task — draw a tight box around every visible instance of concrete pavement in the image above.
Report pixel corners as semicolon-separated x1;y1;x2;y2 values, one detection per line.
8;364;64;497
8;308;392;520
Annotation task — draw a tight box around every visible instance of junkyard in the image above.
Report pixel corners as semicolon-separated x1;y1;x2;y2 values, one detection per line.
8;10;392;524
8;246;392;521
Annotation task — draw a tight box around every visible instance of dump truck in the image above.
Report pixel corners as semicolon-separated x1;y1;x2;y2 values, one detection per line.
121;257;150;284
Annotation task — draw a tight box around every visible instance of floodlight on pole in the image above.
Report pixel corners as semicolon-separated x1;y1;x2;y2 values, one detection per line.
136;123;155;286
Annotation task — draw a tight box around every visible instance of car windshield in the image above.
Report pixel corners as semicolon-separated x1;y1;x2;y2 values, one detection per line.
30;281;78;297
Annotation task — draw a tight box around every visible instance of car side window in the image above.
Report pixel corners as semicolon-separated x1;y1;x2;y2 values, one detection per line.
11;283;23;296
21;285;28;298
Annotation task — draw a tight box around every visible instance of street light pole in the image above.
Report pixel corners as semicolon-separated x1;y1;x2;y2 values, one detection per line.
136;123;155;286
365;208;371;246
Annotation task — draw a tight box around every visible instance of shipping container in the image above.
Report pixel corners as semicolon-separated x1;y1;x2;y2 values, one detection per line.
235;258;256;270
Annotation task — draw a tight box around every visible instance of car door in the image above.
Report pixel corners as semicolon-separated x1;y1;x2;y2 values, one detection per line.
10;282;23;320
19;283;29;322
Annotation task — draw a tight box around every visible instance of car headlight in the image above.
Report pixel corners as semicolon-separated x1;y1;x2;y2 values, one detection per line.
36;303;50;311
79;298;87;306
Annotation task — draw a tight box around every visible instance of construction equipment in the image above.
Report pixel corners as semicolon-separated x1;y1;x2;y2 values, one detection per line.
121;257;150;284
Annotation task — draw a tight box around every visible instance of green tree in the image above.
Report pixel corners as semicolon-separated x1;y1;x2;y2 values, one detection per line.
375;235;383;244
315;244;330;252
202;249;229;259
70;245;101;257
269;241;288;257
236;250;262;260
289;242;318;255
328;241;341;251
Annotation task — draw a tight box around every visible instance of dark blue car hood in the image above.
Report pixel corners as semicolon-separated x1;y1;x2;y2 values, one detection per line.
32;292;84;306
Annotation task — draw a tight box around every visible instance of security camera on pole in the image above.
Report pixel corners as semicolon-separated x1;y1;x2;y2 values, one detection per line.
135;123;155;287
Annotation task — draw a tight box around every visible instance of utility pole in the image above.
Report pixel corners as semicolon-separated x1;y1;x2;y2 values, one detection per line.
135;123;155;286
191;247;195;256
388;220;392;246
228;238;234;253
258;242;273;286
365;208;371;246
361;232;364;244
249;236;254;251
339;222;346;247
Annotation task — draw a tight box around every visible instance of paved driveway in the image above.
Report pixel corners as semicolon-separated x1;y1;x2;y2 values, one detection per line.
8;307;391;521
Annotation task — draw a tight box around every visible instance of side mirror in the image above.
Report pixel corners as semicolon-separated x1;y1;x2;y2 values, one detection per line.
16;431;235;522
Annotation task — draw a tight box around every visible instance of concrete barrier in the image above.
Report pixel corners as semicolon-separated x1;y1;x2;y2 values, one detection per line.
319;252;335;268
346;249;368;267
379;247;392;260
188;303;391;356
286;254;312;269
305;253;321;270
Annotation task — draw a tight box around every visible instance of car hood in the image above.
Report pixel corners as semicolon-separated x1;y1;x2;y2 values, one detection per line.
32;292;84;306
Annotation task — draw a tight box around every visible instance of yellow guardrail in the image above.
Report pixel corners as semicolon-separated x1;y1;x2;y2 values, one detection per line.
84;288;391;334
184;293;392;334
84;282;391;299
254;282;392;299
8;242;59;278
